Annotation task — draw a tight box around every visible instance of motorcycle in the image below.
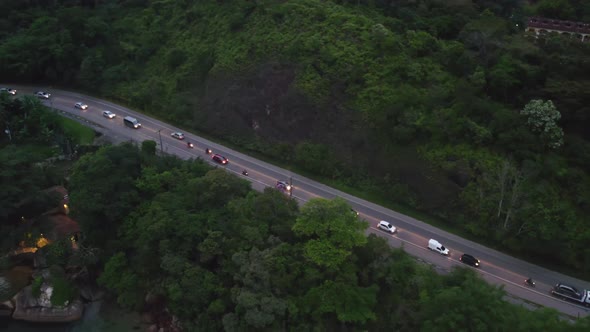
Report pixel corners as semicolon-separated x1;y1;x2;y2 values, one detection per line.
524;278;536;288
242;170;249;176
205;148;212;154
187;142;194;148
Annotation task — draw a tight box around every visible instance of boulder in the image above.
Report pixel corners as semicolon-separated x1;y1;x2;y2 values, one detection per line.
0;299;14;317
12;285;83;323
79;284;104;302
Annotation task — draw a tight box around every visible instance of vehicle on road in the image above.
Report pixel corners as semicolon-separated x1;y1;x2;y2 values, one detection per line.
171;132;185;140
123;116;141;129
351;209;360;217
378;220;397;234
35;91;51;99
212;154;228;165
551;283;590;306
525;278;536;288
205;148;212;154
242;169;249;176
75;102;88;110
102;111;116;119
276;180;292;192
0;88;17;95
428;239;449;256
459;253;480;267
187;142;194;148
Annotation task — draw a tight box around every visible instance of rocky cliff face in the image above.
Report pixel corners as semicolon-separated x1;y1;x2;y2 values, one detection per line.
0;299;14;317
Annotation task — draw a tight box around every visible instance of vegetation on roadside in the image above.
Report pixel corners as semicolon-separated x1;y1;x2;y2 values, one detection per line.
1;0;590;278
68;142;590;331
0;94;92;252
58;117;96;145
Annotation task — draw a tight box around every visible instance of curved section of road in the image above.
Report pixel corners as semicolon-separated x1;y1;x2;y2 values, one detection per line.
6;85;590;318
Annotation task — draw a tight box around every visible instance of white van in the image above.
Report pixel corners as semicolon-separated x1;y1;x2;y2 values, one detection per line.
428;239;449;256
124;116;141;129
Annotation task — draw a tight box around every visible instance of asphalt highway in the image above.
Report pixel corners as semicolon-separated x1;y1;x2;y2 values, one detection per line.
5;85;590;318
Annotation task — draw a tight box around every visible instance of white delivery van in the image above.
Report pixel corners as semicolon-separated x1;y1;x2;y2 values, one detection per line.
124;116;141;129
428;239;449;256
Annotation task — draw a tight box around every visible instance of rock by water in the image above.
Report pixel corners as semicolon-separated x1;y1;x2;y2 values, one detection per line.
12;285;83;323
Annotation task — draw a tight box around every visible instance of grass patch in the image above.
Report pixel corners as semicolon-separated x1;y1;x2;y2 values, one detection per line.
58;116;95;145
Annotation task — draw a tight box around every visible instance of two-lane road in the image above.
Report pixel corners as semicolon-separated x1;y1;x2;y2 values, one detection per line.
6;85;590;318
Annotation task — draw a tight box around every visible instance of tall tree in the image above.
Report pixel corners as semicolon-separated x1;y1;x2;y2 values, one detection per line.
520;99;564;149
292;198;368;268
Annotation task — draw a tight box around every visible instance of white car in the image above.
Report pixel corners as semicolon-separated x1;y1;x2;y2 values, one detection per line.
0;88;17;95
102;111;116;119
171;132;185;140
35;91;51;99
75;102;88;110
378;221;397;234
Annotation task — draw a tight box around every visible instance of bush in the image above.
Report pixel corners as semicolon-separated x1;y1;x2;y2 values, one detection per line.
50;274;77;306
45;239;71;267
31;276;43;298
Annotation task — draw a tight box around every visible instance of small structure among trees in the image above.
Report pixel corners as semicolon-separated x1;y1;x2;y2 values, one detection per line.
526;16;590;42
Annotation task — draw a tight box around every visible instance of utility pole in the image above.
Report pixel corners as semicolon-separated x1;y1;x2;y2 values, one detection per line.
4;126;11;142
157;129;163;154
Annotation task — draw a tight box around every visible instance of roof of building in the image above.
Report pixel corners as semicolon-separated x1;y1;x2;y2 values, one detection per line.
527;17;590;34
44;214;80;242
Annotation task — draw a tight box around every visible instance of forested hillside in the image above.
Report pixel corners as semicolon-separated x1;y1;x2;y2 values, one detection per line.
1;0;590;276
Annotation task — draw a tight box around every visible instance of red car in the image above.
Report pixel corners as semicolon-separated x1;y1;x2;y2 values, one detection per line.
212;154;228;165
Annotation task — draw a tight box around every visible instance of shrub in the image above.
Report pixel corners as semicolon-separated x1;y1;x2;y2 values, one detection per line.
50;274;77;306
31;276;43;298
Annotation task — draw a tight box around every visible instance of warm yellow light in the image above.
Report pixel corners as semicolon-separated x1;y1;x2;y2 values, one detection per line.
36;234;49;248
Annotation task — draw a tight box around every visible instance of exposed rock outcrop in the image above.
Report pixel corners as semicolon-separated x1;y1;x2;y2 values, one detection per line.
12;285;83;322
0;299;14;317
79;284;104;302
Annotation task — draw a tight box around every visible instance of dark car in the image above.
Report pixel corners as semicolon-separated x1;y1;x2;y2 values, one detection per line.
460;254;480;267
552;283;581;299
211;154;228;165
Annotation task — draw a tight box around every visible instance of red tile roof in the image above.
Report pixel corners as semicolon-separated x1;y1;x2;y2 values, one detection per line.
46;214;80;241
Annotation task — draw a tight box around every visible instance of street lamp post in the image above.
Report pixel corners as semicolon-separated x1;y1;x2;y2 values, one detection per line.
4;127;11;142
157;129;163;153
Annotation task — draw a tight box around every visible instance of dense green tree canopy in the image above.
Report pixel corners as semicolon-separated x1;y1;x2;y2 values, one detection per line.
2;0;590;279
65;144;588;330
